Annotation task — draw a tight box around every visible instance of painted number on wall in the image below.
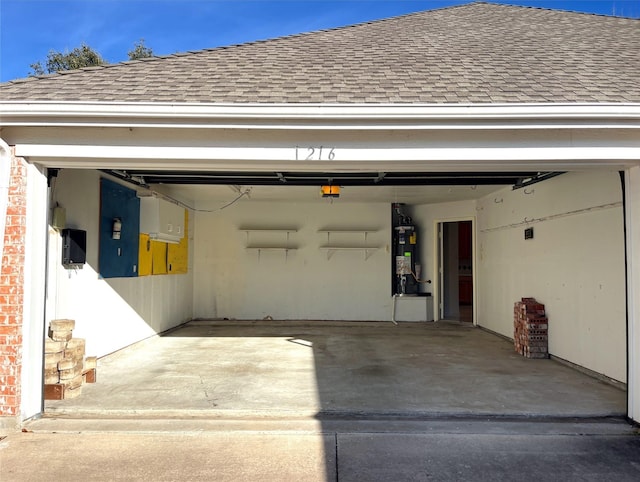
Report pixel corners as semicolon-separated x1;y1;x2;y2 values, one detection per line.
295;146;336;161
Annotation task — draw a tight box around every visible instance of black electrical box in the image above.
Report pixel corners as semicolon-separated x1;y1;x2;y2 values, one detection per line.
524;227;534;240
62;229;87;267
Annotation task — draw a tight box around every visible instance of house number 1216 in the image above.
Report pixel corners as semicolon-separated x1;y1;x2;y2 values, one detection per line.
295;146;336;161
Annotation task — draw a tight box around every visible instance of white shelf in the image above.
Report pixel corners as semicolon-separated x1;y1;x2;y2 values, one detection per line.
242;228;298;261
319;246;379;260
317;229;377;234
319;246;378;250
246;246;297;261
246;247;298;251
318;229;379;260
241;229;298;233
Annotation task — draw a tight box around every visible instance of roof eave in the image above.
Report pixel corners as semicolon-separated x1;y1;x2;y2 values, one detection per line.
2;101;640;130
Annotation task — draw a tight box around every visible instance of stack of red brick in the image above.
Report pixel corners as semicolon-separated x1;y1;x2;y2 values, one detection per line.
44;319;97;400
514;298;549;359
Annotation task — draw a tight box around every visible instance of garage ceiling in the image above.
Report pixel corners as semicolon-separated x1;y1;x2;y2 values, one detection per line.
161;183;502;205
102;170;562;205
109;171;544;187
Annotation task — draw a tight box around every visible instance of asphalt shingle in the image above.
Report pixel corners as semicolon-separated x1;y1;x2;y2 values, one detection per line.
1;2;639;103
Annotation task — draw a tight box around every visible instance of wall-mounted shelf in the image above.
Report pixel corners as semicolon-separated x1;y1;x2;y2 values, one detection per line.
246;246;297;261
317;229;380;260
318;229;377;235
319;246;379;260
241;228;298;261
241;229;298;233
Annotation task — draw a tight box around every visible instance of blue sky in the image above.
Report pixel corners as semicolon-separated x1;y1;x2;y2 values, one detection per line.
1;0;639;82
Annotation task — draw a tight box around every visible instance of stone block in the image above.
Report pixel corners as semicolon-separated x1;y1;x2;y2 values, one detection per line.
50;319;75;331
66;338;86;350
44;351;64;365
64;338;86;359
58;357;79;370
84;356;97;370
63;385;83;399
49;330;73;342
59;364;83;380
83;368;97;384
44;367;60;384
44;384;64;400
61;373;83;390
44;338;66;354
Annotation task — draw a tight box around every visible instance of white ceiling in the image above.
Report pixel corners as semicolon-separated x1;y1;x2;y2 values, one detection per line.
161;183;505;206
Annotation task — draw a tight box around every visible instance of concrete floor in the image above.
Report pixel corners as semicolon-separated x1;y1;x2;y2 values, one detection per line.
6;321;634;482
44;320;626;419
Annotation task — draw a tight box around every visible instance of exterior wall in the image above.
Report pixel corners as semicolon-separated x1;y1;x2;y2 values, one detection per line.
48;170;194;358
193;201;391;320
1;150;48;427
0;153;27;426
476;170;626;383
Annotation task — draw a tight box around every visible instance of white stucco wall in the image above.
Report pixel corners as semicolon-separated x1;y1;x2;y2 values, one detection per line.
193;200;392;320
21;162;48;422
476;170;626;383
192;198;478;322
47;170;194;358
624;166;640;421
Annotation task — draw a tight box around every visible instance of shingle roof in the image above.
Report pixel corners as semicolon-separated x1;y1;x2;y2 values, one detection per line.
1;2;639;104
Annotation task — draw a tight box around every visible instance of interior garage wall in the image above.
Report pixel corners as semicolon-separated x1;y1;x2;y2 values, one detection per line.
476;170;626;383
47;170;194;358
193;201;390;320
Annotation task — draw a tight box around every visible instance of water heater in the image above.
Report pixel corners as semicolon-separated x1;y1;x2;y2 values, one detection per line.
392;204;419;296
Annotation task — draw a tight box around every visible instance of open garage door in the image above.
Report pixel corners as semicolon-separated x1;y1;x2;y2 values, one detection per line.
36;165;627;423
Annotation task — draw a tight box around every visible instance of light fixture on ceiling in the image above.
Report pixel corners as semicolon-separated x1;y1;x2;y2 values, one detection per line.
321;185;340;198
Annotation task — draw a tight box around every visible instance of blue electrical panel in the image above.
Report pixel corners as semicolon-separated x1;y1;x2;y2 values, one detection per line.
99;178;140;278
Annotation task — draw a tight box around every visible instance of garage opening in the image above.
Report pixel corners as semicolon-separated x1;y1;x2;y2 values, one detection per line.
41;167;628;420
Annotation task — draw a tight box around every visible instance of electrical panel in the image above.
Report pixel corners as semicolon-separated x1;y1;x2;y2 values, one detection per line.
62;229;87;267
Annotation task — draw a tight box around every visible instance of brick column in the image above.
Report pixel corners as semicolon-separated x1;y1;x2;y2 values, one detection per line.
0;153;27;421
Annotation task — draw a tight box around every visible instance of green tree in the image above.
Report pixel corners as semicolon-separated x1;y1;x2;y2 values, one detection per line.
127;39;154;60
30;43;106;76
